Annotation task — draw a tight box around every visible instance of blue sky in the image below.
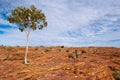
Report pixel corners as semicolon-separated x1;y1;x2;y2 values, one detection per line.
0;0;120;47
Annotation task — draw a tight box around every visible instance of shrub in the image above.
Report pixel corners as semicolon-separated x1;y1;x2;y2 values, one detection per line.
35;47;39;50
93;48;97;53
61;46;64;48
7;47;13;51
6;47;13;60
89;59;95;62
68;53;77;59
44;49;50;52
75;50;82;56
66;50;69;53
81;50;86;53
89;48;97;54
49;47;53;50
57;49;61;52
112;71;120;80
1;45;4;46
68;53;78;59
16;45;20;47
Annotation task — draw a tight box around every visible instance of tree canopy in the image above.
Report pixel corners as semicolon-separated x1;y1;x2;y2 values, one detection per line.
8;5;48;32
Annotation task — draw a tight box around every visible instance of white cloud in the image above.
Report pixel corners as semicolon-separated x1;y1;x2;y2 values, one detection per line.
0;15;16;27
0;0;120;47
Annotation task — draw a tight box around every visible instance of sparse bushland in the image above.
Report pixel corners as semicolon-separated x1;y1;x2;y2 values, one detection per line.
0;47;119;80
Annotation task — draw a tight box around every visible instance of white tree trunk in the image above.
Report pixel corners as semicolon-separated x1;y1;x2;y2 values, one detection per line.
24;30;30;64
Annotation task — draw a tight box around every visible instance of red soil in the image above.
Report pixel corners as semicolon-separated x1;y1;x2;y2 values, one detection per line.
0;46;120;80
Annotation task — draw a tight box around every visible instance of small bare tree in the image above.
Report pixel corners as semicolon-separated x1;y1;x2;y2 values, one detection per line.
8;5;48;64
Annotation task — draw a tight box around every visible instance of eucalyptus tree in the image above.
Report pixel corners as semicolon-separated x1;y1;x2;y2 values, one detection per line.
8;5;48;64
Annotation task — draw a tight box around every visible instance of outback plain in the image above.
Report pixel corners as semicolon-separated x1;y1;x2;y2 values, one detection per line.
0;46;120;80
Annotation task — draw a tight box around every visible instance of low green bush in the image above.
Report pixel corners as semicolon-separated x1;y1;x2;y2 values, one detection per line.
112;71;120;80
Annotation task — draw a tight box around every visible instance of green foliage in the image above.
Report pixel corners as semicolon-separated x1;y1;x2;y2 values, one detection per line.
61;46;64;48
112;71;120;80
0;45;4;46
8;5;48;64
8;5;48;32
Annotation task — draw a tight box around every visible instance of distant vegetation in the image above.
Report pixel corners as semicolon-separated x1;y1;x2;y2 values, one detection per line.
68;50;86;59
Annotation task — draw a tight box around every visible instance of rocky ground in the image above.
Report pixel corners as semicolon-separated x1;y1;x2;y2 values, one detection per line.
0;46;120;80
